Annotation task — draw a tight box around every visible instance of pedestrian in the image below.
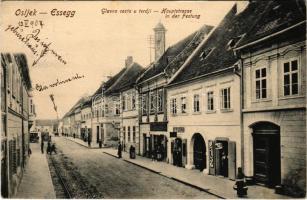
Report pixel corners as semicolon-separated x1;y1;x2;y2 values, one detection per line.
117;142;122;158
47;141;51;154
41;141;44;154
233;167;248;197
88;137;91;147
221;151;228;177
51;143;57;154
28;147;32;157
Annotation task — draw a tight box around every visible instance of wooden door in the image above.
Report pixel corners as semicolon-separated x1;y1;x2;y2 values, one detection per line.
228;141;236;180
253;135;270;184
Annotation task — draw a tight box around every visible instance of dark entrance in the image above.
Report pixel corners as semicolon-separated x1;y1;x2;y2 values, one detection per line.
215;140;228;177
96;126;100;143
172;138;182;167
252;122;281;187
193;133;206;171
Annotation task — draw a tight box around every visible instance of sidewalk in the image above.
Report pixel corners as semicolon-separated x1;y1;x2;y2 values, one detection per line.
64;136;101;149
103;148;290;199
15;142;56;199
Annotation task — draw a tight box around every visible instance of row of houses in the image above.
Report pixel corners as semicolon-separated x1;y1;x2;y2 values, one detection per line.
60;1;306;196
1;53;36;197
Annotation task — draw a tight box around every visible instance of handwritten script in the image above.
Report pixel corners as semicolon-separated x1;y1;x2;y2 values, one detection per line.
5;24;67;67
35;73;85;92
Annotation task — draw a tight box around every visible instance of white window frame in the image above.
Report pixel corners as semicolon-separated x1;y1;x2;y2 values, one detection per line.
283;58;300;97
255;67;267;100
170;98;177;115
193;94;200;113
180;96;187;114
207;91;215;111
220;87;231;110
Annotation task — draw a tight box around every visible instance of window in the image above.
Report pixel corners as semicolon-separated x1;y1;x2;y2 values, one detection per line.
115;103;120;115
207;91;214;111
181;96;187;113
157;89;163;112
132;126;136;143
105;104;108;114
127;126;131;142
150;91;155;113
141;94;147;115
122;95;126;111
221;87;231;110
170;98;177;115
132;94;136;110
284;60;299;96
193;94;200;112
123;127;126;142
127;94;132;110
255;68;267;99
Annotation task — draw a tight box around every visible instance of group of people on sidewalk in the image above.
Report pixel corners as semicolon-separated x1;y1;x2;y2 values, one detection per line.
40;136;57;155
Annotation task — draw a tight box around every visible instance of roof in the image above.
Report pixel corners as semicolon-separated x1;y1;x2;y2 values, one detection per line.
154;22;166;30
63;96;88;118
92;67;127;96
237;0;306;48
137;24;213;84
36;119;58;126
171;1;270;84
105;62;144;94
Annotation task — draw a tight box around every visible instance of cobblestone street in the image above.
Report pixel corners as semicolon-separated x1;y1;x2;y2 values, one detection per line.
50;137;217;199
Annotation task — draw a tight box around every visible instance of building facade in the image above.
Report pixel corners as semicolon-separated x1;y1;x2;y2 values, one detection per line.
235;0;306;195
1;53;32;197
136;22;213;162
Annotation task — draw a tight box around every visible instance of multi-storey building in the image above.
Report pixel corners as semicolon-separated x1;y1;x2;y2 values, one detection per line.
166;2;264;180
109;57;144;153
80;96;92;141
136;22;213;161
1;53;32;197
234;0;306;195
91;64;130;147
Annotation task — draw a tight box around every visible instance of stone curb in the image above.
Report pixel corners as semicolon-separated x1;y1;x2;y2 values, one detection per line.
102;151;226;199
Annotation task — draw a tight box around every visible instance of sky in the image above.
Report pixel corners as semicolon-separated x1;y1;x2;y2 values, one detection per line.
1;1;235;119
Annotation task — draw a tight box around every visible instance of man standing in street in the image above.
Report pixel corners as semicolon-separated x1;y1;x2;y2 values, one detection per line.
118;142;122;158
41;140;44;154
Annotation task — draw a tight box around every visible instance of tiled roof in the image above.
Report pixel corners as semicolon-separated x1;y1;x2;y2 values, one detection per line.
137;24;213;84
105;62;144;94
171;1;270;84
93;67;127;96
237;0;306;48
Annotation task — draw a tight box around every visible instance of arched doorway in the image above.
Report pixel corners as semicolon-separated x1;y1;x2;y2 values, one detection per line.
252;122;281;187
192;133;206;171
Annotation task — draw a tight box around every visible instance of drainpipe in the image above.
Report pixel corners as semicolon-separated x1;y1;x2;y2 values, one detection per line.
234;57;244;174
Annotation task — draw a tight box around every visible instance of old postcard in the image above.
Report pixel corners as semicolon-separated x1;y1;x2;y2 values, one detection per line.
1;0;306;199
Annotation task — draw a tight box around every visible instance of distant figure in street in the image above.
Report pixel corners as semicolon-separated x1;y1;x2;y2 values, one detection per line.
41;141;44;154
47;141;52;155
51;143;57;154
88;137;91;147
117;142;122;158
28;147;32;156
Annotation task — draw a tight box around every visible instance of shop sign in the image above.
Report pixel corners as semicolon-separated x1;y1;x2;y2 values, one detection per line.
209;140;214;168
150;122;167;131
173;127;185;133
170;132;177;138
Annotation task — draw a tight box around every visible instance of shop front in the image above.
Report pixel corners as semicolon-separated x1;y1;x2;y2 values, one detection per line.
208;138;236;180
143;122;168;161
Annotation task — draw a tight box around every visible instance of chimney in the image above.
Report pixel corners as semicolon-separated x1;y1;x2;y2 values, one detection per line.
236;1;249;15
125;56;133;68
